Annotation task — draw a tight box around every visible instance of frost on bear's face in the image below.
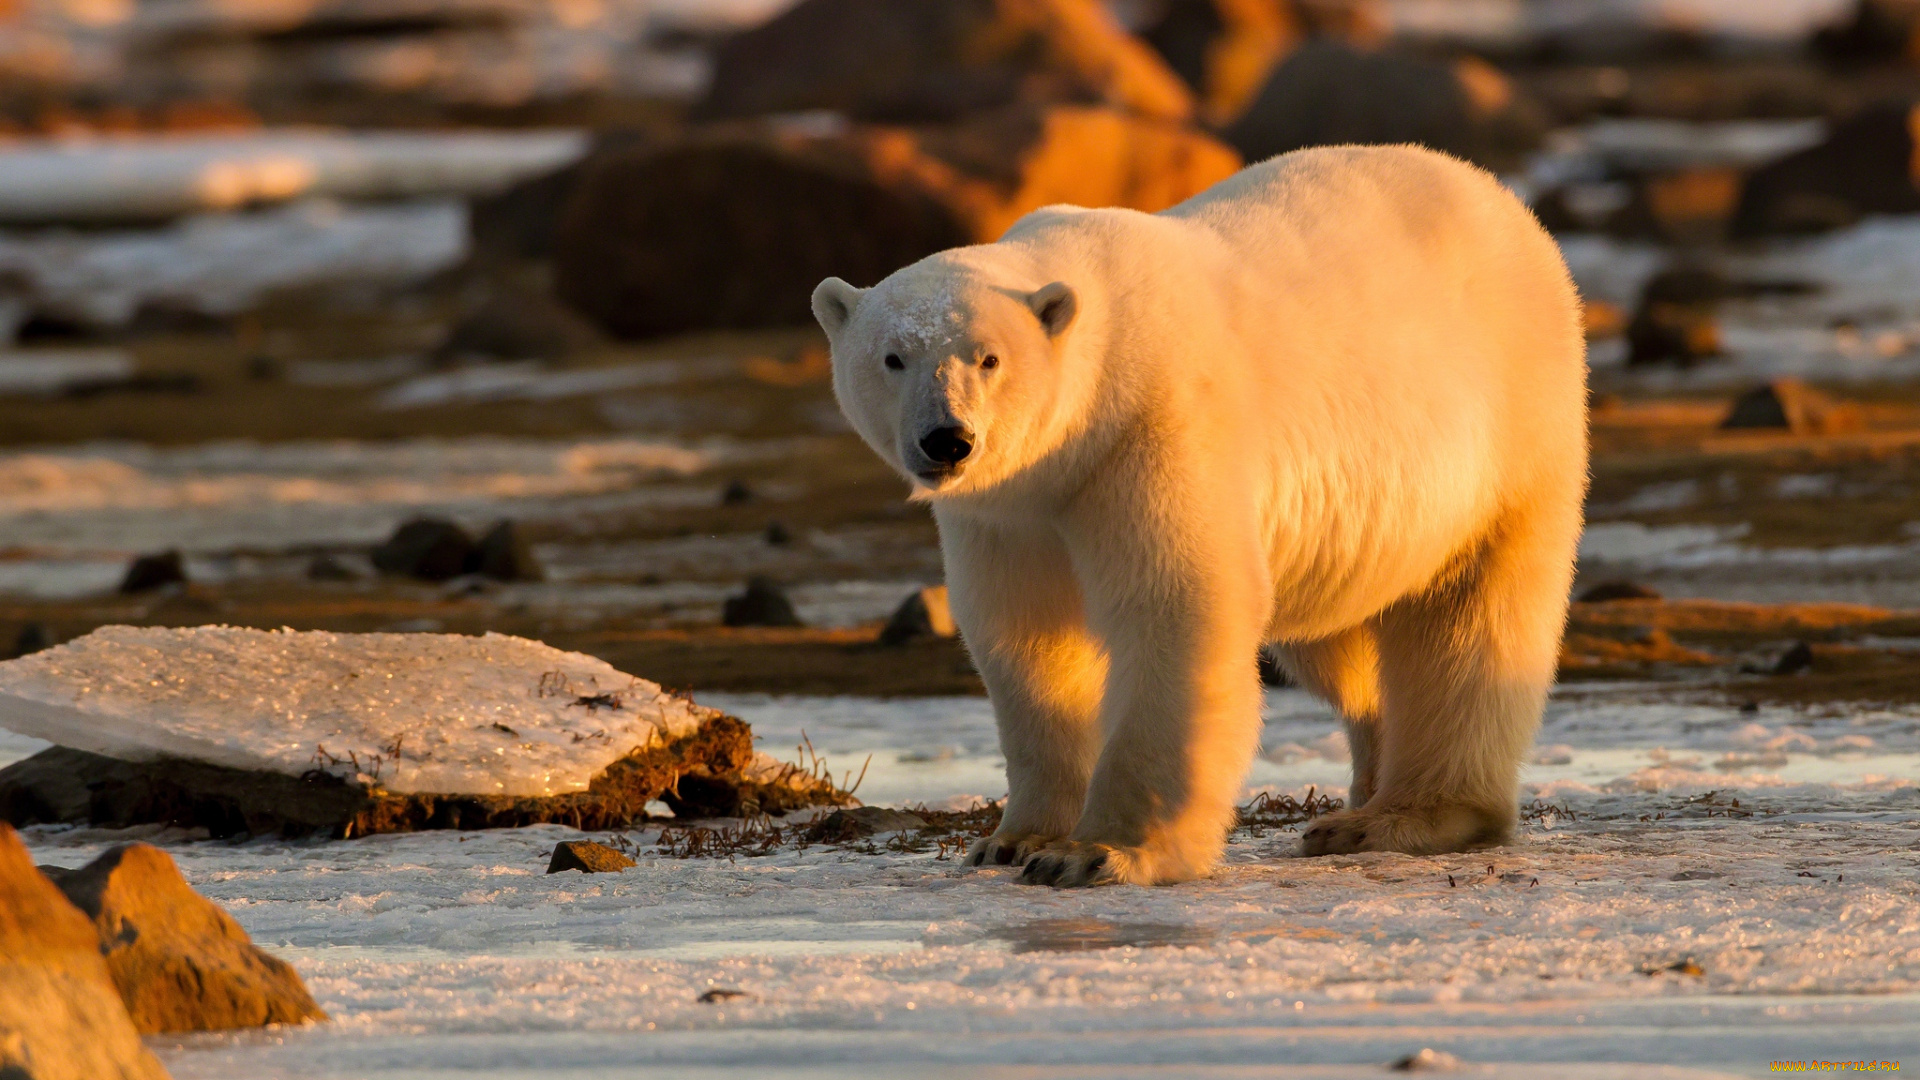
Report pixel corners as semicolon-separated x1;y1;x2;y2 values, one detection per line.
812;257;1078;499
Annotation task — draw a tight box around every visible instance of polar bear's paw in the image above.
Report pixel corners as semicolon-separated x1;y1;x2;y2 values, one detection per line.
964;832;1060;868
1299;805;1508;857
1015;841;1146;887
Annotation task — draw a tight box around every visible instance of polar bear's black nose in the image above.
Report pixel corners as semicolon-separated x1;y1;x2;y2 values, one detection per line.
919;426;974;466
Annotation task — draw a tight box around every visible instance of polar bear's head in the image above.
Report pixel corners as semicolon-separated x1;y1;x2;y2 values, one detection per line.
811;253;1079;498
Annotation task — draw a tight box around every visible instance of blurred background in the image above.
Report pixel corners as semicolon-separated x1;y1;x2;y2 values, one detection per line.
7;0;1920;699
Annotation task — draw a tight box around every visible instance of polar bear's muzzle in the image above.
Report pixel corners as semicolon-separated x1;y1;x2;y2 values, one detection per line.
910;424;974;483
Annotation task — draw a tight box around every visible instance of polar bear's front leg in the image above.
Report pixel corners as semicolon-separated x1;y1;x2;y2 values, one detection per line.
1021;511;1269;887
937;515;1108;870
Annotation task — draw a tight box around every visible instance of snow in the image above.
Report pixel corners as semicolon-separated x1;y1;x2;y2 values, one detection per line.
0;625;710;796
0;347;133;395
0;129;587;223
0;198;465;330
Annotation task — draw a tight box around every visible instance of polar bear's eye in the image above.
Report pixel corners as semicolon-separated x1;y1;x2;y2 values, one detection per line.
981;354;999;370
884;353;903;370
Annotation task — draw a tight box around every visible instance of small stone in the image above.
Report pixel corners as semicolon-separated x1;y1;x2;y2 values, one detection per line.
1390;1047;1463;1071
721;479;754;505
245;354;281;381
807;805;927;841
697;988;748;1003
723;577;803;627
473;520;545;582
119;550;187;594
764;520;793;546
53;842;327;1034
1772;641;1815;676
10;621;50;658
306;554;361;582
878;585;956;645
547;840;637;874
371;518;476;582
1577;580;1661;603
1721;378;1862;436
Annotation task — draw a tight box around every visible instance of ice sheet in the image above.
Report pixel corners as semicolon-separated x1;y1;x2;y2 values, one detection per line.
0;625;708;795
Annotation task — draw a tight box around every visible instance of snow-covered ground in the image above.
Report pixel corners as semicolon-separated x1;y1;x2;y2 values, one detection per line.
12;686;1919;1078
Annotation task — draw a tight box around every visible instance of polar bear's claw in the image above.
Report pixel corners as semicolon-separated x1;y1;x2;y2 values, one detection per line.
1300;806;1509;857
1016;842;1121;888
964;833;1058;868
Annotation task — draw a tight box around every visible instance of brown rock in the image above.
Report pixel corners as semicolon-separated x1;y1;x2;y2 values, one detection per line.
119;550;186;594
1626;268;1728;367
1139;0;1302;123
697;0;1194;124
546;840;636;874
879;585;958;646
806;805;929;841
1732;104;1920;238
48;843;324;1034
1720;378;1863;436
371;518;475;582
0;824;171;1080
723;577;803;628
554;105;1240;337
1578;581;1663;603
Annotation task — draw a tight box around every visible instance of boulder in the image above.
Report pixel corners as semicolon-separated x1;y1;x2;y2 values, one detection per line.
553;106;1240;337
1720;379;1864;436
1813;0;1920;64
435;285;602;363
1578;581;1663;603
696;0;1194;124
546;840;636;874
1626;267;1727;367
723;577;804;628
0;824;170;1080
118;550;186;594
1221;40;1521;167
879;585;958;645
473;520;545;582
10;622;51;658
49;843;324;1034
371;518;476;581
1732;104;1920;238
1136;0;1391;124
807;805;929;840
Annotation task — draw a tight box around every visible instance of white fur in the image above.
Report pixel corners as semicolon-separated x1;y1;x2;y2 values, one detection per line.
813;145;1588;886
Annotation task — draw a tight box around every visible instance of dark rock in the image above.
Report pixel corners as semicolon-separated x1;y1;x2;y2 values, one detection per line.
1222;40;1518;167
1626;268;1726;367
1390;1048;1464;1072
721;479;754;505
1577;581;1662;603
552;105;1238;337
0;713;835;838
473;520;545;582
305;554;361;582
119;550;186;594
696;0;1193;124
546;840;636;874
722;577;803;628
1732;104;1920;238
245;354;281;381
0;824;170;1080
1720;378;1863;436
879;585;956;646
1814;1;1920;64
371;519;475;582
807;805;929;841
1772;640;1815;676
51;843;325;1034
764;520;793;546
10;622;50;658
1140;0;1300;123
435;284;602;363
697;987;749;1003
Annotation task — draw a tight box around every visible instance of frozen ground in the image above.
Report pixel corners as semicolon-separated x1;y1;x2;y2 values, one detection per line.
11;686;1919;1079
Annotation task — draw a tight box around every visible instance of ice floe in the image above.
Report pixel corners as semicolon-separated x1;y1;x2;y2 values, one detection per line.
0;625;709;796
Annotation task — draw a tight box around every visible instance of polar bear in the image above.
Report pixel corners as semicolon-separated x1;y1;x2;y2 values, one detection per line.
812;145;1587;887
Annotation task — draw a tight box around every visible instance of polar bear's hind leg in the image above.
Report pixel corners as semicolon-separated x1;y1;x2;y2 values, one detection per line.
1271;626;1383;806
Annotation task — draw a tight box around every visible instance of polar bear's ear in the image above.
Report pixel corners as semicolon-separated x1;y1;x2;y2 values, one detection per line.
811;277;865;336
1029;281;1077;337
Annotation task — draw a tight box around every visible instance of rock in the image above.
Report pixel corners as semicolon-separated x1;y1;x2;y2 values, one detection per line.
473;520;545;582
1390;1047;1464;1072
696;0;1194;124
118;550;186;594
1626;267;1726;367
1720;378;1864;436
11;622;51;658
50;843;324;1034
435;284;602;363
553;105;1240;337
0;824;171;1080
879;585;957;645
807;805;929;840
546;840;636;874
723;578;803;628
1772;640;1816;676
1732;104;1920;238
1814;1;1920;64
1138;0;1302;123
1578;581;1663;603
721;479;754;506
371;518;475;582
1221;40;1521;168
764;521;794;546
